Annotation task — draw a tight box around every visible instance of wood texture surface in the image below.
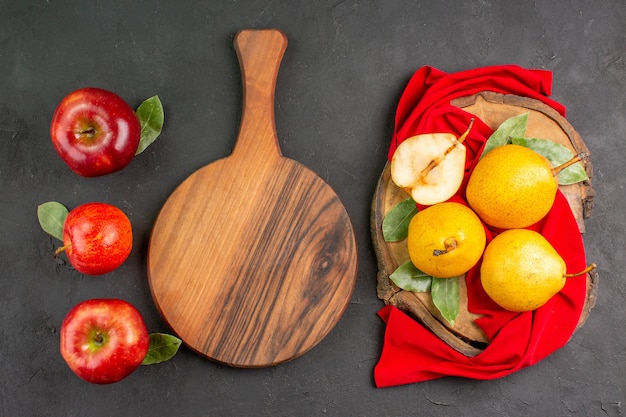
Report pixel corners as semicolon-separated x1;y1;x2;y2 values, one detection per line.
372;92;598;356
147;29;357;367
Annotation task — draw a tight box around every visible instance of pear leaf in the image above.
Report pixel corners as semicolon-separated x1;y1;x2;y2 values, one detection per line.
431;276;460;327
512;137;589;185
135;95;164;155
480;113;529;158
142;333;182;365
37;201;69;242
389;261;432;292
382;197;418;242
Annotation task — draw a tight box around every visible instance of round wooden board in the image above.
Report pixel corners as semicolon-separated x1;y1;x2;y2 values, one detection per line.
372;91;599;357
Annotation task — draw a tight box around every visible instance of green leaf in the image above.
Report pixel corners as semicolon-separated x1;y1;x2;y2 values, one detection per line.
480;113;529;158
135;95;164;155
142;333;182;365
389;261;432;292
37;201;68;241
512;137;589;185
431;276;460;327
382;197;418;242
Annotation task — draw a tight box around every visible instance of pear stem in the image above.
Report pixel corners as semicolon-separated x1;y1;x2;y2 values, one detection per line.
433;238;457;256
552;152;588;177
457;118;475;145
564;263;596;278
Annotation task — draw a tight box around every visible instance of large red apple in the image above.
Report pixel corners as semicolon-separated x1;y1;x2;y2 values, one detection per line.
58;202;132;275
50;87;141;177
60;298;149;384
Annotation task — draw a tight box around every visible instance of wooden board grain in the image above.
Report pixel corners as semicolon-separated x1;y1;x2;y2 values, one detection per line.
372;91;598;356
147;29;358;367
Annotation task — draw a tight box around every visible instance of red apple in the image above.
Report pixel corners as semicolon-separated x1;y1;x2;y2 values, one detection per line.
50;87;141;177
60;298;149;384
58;202;132;275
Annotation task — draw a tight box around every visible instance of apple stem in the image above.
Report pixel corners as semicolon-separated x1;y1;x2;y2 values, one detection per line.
53;244;69;258
551;152;588;177
76;127;96;137
94;332;105;345
564;263;596;278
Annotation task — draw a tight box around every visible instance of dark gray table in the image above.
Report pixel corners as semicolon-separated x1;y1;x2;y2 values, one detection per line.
1;1;624;416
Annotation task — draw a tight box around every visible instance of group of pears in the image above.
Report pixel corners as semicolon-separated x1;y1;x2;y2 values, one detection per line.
390;122;594;312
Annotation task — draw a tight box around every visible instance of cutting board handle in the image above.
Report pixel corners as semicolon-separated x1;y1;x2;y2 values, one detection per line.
232;29;288;161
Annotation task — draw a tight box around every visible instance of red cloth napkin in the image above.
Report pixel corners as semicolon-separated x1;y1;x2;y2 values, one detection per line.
375;65;588;387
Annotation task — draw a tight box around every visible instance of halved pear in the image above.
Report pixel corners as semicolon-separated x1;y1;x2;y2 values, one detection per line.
390;121;472;206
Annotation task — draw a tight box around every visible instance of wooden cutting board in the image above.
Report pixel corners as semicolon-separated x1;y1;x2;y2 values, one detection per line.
147;29;358;367
372;91;598;356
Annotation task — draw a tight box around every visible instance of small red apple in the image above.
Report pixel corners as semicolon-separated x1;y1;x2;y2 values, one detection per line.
60;298;150;384
50;87;141;177
58;202;132;275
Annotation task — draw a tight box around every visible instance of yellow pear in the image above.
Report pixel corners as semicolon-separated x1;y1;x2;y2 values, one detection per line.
407;201;486;278
466;144;582;229
391;121;473;206
480;228;594;312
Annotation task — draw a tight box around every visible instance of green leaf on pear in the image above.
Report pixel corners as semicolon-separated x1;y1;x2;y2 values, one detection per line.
142;333;182;365
382;197;418;242
431;276;460;327
480;113;529;158
37;201;68;242
389;261;432;292
135;95;164;155
512;137;589;185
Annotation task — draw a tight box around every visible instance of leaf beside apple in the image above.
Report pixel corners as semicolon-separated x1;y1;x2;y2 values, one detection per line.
135;95;164;155
142;333;182;365
37;201;68;242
